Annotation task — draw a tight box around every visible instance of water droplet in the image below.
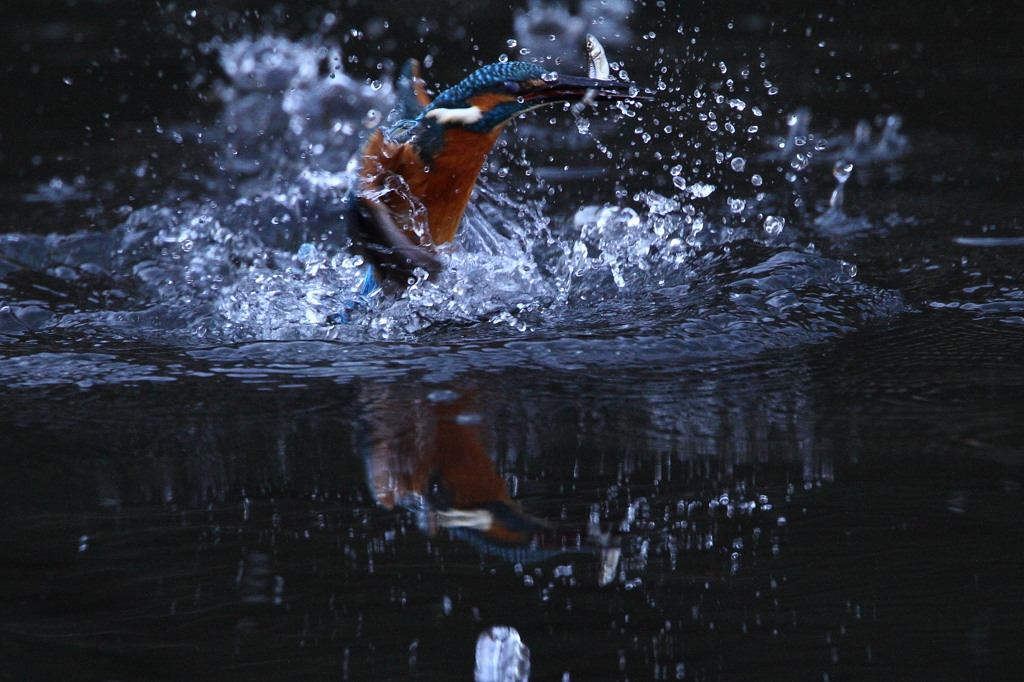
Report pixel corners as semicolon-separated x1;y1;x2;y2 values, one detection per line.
764;216;785;235
363;109;382;128
541;71;558;82
498;54;509;63
63;76;73;85
672;176;686;190
728;198;746;213
507;39;518;48
727;98;746;111
833;160;853;183
688;183;715;198
751;174;763;186
730;157;746;172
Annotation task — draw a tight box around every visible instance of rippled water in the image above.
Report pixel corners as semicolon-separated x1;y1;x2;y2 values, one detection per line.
2;2;1023;680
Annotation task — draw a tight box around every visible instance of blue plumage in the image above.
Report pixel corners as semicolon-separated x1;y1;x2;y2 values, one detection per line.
336;55;637;302
429;62;548;108
429;62;551;133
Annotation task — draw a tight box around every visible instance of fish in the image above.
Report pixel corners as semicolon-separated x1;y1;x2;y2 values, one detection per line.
571;33;610;116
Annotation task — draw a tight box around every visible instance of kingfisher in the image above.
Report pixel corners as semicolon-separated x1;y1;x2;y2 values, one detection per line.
348;58;638;284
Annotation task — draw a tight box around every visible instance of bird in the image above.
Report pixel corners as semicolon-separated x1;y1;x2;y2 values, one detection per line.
348;58;638;285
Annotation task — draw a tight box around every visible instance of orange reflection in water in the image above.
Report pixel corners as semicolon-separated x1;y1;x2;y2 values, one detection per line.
362;390;619;582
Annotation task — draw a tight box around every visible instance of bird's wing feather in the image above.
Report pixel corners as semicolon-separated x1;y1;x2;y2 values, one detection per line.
396;59;433;119
357;195;441;277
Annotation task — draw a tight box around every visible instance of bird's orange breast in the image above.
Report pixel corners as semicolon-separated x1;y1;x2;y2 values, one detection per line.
360;125;504;247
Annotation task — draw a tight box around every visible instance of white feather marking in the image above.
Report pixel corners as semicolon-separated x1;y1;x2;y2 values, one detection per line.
426;106;484;125
436;509;494;530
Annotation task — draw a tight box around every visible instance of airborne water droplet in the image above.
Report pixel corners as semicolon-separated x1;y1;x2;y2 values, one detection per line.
833;160;854;183
764;216;785;236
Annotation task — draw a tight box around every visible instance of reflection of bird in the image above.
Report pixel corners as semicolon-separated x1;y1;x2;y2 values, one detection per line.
349;59;636;284
366;394;550;546
363;392;620;581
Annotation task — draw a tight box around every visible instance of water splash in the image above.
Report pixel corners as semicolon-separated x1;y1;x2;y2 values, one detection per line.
475;626;530;682
768;108;909;166
1;32;908;358
829;160;853;211
815;160;871;234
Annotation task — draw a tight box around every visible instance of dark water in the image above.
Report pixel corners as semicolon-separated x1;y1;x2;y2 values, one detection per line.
2;2;1023;680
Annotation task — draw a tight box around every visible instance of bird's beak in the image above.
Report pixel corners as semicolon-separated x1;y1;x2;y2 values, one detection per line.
525;74;642;104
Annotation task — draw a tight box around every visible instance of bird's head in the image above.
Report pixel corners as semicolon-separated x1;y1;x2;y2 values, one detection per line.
422;61;634;134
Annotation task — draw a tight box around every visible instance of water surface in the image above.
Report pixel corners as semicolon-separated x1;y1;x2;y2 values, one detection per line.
2;2;1022;680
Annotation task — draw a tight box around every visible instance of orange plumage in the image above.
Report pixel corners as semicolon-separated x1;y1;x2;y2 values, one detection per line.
349;58;637;282
359;122;503;247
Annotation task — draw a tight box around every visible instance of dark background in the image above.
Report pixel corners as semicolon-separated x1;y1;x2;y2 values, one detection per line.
2;2;1024;680
3;1;1023;185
